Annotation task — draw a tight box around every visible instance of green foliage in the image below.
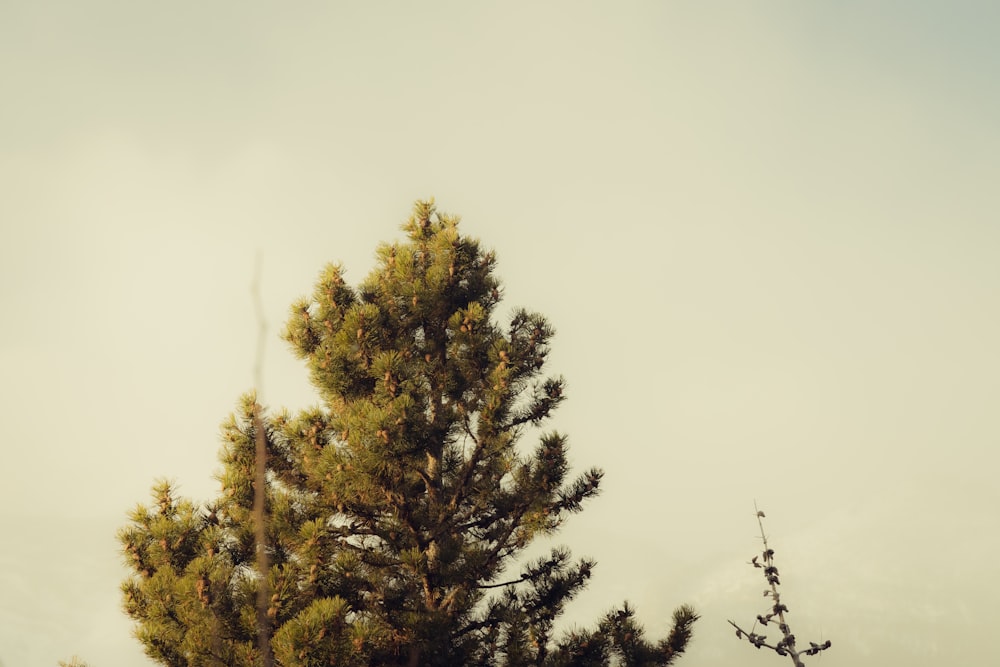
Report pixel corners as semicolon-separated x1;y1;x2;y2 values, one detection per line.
119;200;697;666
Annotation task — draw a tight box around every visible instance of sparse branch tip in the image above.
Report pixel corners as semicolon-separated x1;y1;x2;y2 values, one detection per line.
728;506;831;666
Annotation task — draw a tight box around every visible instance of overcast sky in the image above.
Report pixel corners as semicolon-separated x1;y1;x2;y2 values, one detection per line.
2;2;998;666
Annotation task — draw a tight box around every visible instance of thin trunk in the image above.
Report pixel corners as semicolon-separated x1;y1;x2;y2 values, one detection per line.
253;405;274;667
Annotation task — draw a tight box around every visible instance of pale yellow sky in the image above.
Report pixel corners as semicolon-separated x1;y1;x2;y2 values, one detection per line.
1;2;998;666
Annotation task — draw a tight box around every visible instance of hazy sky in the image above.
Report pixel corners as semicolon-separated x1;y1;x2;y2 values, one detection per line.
2;2;998;665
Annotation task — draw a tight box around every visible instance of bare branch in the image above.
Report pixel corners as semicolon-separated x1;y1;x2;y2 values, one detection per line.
250;255;274;667
727;504;832;666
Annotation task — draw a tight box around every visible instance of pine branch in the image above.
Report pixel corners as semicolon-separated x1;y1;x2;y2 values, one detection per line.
476;574;528;589
728;503;831;666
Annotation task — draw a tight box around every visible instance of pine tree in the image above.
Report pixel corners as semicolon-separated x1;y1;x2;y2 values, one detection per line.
119;200;698;666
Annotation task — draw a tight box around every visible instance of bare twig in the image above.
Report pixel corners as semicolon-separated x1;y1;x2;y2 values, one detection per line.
251;254;274;667
728;503;831;665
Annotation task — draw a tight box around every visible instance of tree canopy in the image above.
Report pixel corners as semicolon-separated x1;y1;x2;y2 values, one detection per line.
119;200;697;666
